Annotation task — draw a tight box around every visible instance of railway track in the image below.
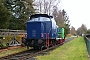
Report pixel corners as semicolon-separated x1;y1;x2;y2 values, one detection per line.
0;37;76;60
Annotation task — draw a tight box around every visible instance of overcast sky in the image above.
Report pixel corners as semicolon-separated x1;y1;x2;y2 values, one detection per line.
61;0;90;30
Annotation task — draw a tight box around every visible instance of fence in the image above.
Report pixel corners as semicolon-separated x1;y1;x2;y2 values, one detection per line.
84;34;90;57
0;29;26;36
0;29;26;48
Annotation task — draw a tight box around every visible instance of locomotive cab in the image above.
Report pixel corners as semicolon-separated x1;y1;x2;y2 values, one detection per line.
25;14;59;49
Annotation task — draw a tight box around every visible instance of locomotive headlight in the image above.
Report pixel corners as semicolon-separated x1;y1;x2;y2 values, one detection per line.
38;39;43;44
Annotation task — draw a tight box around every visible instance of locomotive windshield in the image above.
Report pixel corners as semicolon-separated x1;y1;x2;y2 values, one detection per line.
29;17;51;22
28;14;53;22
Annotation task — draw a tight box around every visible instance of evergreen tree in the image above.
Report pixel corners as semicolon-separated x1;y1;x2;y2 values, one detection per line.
87;29;90;34
0;1;11;28
23;0;36;16
4;0;36;30
62;9;70;36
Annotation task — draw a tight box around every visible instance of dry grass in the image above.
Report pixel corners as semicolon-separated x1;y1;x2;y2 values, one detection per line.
0;47;28;57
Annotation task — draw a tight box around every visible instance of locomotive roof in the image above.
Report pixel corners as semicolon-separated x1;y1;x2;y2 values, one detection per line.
30;14;53;20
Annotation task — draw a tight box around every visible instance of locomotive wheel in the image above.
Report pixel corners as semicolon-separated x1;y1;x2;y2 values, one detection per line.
33;47;39;49
21;43;25;47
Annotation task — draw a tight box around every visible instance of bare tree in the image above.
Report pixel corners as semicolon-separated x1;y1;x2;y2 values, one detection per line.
52;7;64;27
34;0;42;13
34;0;61;15
70;26;77;35
44;0;49;14
76;24;87;35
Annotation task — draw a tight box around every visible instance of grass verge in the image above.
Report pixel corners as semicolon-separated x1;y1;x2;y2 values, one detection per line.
0;47;28;57
36;37;88;60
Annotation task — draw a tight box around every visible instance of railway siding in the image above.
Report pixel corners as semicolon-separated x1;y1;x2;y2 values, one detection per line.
0;37;75;60
36;36;88;60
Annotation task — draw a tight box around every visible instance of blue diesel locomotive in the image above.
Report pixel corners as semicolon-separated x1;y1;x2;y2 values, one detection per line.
24;14;65;49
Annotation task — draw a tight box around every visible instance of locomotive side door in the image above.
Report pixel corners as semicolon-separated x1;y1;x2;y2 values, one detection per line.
41;22;46;39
